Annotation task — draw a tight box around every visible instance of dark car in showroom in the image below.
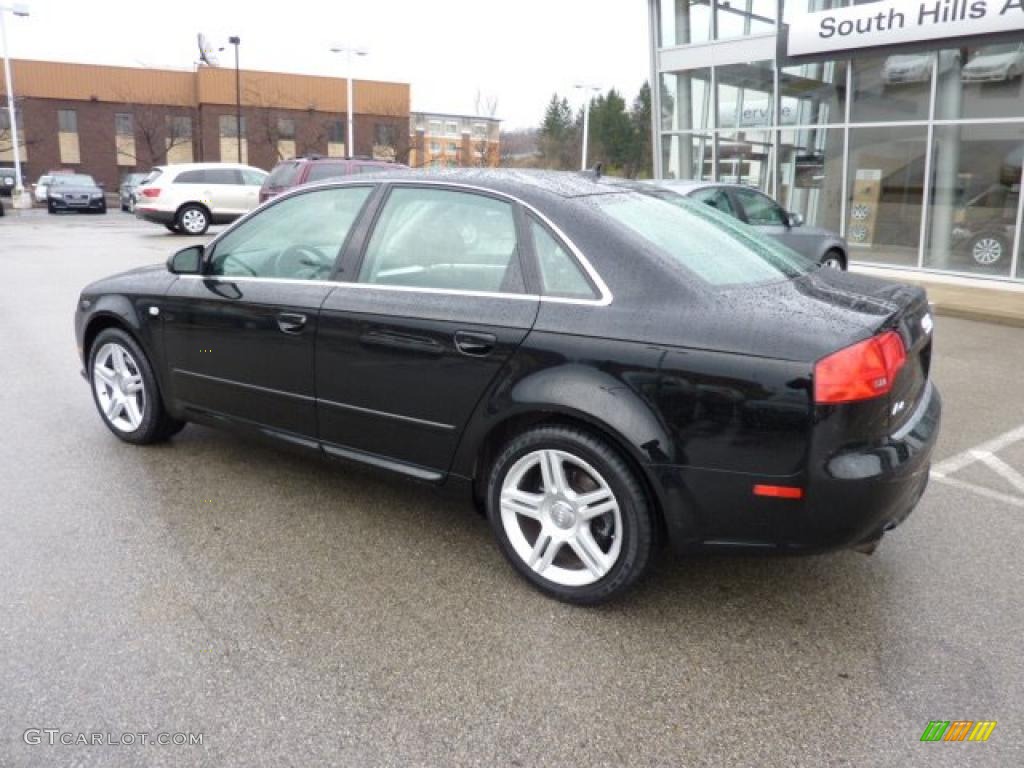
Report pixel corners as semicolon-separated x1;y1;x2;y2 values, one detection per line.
74;170;940;604
647;179;849;270
259;155;407;203
47;173;106;214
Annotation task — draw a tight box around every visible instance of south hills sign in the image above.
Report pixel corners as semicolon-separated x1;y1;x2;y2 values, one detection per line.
786;0;1024;57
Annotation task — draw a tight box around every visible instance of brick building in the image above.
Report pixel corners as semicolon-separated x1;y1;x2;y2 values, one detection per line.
0;59;410;190
409;111;500;169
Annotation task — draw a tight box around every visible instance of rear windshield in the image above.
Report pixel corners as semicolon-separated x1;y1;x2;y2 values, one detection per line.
266;161;302;188
306;163;350;183
596;194;816;287
141;169;162;185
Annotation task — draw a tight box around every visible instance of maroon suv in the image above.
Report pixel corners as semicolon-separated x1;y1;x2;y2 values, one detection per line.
259;156;407;203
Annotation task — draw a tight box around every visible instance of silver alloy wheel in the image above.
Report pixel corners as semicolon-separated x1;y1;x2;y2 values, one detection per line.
500;449;623;587
972;237;1003;266
821;255;844;269
92;342;146;433
180;208;207;234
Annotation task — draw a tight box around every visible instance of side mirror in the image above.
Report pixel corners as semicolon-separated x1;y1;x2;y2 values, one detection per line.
787;211;804;228
167;245;204;275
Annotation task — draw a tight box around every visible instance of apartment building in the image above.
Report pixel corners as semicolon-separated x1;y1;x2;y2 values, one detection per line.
409;111;500;168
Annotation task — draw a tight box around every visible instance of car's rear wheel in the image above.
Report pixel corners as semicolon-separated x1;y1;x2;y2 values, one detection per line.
177;204;210;235
821;249;846;270
486;426;655;604
970;234;1007;267
88;328;185;444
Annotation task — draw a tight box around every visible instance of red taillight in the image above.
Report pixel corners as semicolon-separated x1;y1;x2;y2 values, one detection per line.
753;484;804;500
814;330;907;404
140;188;161;198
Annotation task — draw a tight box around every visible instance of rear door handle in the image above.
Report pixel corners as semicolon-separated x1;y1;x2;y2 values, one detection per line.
277;312;307;334
454;330;496;357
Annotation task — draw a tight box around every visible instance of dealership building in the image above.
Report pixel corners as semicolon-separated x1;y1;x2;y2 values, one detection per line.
647;0;1024;282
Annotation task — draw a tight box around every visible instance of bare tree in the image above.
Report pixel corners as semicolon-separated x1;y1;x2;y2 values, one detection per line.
472;90;499;167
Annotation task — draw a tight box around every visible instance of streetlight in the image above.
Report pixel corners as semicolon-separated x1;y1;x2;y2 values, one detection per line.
1;2;29;208
228;36;241;162
574;82;601;172
328;44;368;158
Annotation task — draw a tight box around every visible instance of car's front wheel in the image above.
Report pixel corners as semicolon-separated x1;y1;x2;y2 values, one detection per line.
47;201;56;214
88;328;185;444
177;204;210;235
970;234;1007;267
486;426;655;604
821;249;846;270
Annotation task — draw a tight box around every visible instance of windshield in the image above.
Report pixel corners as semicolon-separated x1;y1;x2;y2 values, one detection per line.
970;44;1022;59
51;174;97;187
597;193;817;287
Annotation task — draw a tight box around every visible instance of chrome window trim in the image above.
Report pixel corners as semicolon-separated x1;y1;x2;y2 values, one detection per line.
201;179;614;307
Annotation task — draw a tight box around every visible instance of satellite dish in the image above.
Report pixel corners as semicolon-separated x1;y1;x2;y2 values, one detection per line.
197;33;220;67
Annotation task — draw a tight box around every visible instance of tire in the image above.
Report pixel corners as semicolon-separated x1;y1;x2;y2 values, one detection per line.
88;328;185;445
164;223;179;233
98;203;107;214
177;204;210;235
47;201;56;214
486;425;655;605
820;249;846;270
969;234;1007;267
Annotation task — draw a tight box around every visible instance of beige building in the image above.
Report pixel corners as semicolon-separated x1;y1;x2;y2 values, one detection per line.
409;111;500;168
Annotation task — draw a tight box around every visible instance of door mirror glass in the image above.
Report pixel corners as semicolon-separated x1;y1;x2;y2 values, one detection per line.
168;245;204;274
787;211;804;228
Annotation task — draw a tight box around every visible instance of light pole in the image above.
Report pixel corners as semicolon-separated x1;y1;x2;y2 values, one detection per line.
1;2;29;208
574;82;600;171
329;44;368;157
228;36;241;162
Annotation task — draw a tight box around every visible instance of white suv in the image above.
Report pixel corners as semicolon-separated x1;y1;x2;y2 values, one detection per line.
134;162;268;235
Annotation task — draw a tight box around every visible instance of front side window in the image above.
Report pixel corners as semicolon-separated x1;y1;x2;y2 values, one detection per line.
209;187;372;281
598;193;814;287
689;187;737;217
731;188;786;226
529;218;596;299
359;187;522;293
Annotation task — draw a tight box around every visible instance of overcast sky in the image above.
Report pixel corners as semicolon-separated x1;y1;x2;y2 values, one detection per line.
5;0;652;129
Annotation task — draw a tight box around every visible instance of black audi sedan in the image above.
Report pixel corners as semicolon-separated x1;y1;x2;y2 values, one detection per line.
75;170;940;604
48;173;107;214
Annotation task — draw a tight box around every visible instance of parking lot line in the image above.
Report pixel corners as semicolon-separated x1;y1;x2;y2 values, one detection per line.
930;423;1024;506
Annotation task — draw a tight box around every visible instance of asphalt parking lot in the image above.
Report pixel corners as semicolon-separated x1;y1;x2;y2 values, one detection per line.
1;209;1022;767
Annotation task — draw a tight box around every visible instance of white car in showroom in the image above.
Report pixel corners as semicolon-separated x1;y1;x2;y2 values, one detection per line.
134;162;268;235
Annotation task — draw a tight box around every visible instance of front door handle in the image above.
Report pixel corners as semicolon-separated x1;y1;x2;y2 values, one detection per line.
277;312;307;334
454;330;496;357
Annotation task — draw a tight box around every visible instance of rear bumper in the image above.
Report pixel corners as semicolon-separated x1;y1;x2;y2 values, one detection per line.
136;207;175;225
655;381;941;554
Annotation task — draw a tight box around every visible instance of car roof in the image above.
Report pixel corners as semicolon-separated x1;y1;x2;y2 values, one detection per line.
315;168;629;201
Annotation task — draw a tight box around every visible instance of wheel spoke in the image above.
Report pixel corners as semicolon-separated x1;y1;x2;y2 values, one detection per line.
571;529;610;578
528;532;561;574
539;450;570;497
112;347;128;375
104;396;124;421
95;366;117;390
124;397;143;429
123;375;144;395
501;488;544;520
576;489;616;520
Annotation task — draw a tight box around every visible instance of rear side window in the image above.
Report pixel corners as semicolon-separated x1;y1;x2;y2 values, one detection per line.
529;218;596;299
598;194;815;287
306;163;350;183
358;187;523;294
175;169;204;184
206;168;241;185
266;162;301;188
